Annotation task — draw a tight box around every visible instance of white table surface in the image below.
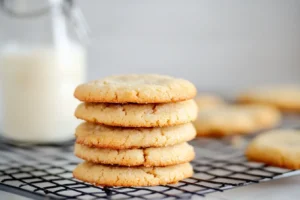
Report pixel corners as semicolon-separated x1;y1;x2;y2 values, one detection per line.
205;172;300;200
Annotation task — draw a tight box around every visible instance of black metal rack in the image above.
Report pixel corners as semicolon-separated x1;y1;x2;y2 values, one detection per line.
0;114;299;200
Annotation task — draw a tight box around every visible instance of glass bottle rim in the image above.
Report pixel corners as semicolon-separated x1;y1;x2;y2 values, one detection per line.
0;0;72;18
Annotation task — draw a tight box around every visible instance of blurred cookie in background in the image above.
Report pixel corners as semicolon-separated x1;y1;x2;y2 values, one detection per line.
240;104;281;130
237;85;300;112
246;129;300;169
195;94;225;111
194;104;281;137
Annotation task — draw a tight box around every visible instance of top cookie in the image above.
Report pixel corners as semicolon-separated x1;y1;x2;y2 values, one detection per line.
74;74;197;103
237;85;300;112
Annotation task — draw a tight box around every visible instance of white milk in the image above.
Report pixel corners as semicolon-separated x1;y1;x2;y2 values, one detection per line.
0;43;86;143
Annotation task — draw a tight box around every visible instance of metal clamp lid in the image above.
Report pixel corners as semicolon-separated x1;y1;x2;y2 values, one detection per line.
0;0;90;44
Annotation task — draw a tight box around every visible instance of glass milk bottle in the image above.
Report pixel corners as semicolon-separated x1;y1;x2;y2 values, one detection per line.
0;0;88;143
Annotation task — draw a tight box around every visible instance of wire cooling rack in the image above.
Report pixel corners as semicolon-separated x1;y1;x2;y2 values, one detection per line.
0;114;299;200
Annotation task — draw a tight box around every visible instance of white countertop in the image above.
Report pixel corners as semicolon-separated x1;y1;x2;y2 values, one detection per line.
206;172;300;200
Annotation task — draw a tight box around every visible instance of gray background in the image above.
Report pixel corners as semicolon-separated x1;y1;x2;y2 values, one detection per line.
0;0;300;97
1;0;300;91
78;0;300;92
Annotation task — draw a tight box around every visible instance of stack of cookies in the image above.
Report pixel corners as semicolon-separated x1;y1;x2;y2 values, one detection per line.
72;74;198;187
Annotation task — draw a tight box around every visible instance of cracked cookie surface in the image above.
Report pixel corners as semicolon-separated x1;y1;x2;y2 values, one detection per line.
75;100;198;127
75;122;196;149
246;129;300;169
74;142;195;167
74;74;197;103
73;162;193;186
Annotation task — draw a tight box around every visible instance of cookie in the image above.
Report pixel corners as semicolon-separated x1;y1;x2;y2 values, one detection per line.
246;129;300;169
194;105;280;137
74;142;195;167
74;74;197;104
75;100;198;127
75;122;196;149
237;85;300;112
240;104;281;130
73;162;193;186
194;106;257;137
195;94;224;110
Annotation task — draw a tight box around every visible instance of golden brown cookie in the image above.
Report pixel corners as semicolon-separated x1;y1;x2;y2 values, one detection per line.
237;85;300;112
195;94;224;111
194;105;280;137
240;104;281;130
246;129;300;169
74;74;197;103
73;162;193;186
75;122;196;149
75;100;198;127
74;142;195;167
